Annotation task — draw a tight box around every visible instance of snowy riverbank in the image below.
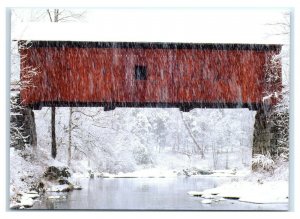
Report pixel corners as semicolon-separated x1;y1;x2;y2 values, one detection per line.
10;147;79;209
188;180;288;204
71;167;249;179
188;160;289;205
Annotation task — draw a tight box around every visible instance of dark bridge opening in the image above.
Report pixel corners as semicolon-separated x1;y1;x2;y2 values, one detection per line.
135;65;147;80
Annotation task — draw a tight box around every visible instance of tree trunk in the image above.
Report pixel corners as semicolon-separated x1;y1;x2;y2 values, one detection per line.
252;108;271;156
10;94;37;151
51;107;57;159
27;109;37;153
68;107;73;166
180;111;205;158
54;9;59;22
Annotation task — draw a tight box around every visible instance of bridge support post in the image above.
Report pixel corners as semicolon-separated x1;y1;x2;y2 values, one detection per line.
51;107;57;159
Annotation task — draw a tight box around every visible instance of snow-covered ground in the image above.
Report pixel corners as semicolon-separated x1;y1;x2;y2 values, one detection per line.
197;180;288;204
9;147;68;206
188;160;289;205
10;147;43;200
90;168;249;178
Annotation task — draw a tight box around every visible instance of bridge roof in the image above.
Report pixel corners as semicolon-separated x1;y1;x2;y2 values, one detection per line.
13;22;284;46
21;40;281;52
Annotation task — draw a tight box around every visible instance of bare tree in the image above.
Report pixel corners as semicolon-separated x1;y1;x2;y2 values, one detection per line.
264;12;290;160
180;111;205;158
46;9;85;23
67;107;102;166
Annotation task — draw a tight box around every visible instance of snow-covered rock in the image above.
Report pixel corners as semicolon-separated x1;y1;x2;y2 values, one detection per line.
73;185;82;190
47;184;73;192
202;194;217;199
47;195;66;199
21;192;39;199
10;192;40;209
47;195;60;199
26;194;39;199
27;190;38;194
201;199;213;204
214;197;225;202
10;202;22;209
20;196;34;208
187;191;203;197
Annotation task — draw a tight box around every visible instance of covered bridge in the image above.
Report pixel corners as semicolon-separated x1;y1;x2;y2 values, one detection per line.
14;22;283;157
19;40;281;111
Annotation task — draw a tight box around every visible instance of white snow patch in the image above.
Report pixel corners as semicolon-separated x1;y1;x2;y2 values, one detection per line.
10;202;22;209
201;199;213;204
47;184;71;192
27;190;38;194
239;181;288;204
210;169;249;177
262;94;273;102
202;194;218;199
47;195;60;199
47;195;66;200
201;180;288;204
73;185;82;190
21;192;39;199
19;196;34;208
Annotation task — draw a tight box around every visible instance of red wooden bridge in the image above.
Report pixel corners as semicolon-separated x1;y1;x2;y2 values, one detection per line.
19;41;281;111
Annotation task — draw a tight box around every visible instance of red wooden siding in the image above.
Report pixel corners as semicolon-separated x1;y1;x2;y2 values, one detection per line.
19;42;281;109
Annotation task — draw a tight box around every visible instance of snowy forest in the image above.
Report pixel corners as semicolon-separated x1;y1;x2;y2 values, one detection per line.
9;9;290;210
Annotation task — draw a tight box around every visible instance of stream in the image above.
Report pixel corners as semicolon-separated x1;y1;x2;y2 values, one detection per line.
32;177;288;210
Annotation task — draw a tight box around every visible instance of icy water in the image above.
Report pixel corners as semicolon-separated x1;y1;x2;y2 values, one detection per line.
32;177;288;210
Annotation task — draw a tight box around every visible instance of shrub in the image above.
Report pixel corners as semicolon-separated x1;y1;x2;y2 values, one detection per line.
252;153;275;172
133;145;153;165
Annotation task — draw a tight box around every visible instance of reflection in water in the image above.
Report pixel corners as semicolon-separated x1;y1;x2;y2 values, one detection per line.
33;177;288;210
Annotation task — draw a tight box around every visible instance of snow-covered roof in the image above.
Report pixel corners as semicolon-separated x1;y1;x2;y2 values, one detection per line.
12;21;283;45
